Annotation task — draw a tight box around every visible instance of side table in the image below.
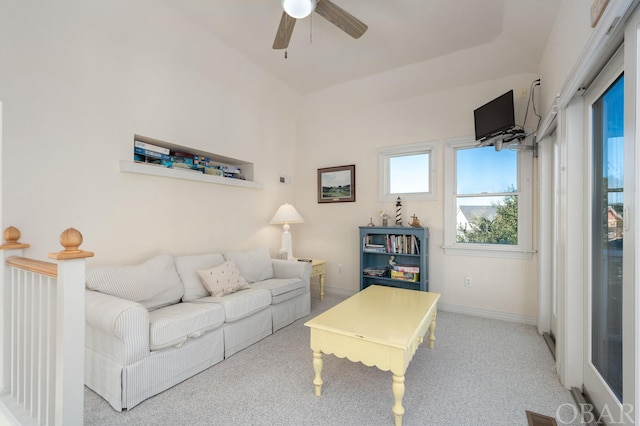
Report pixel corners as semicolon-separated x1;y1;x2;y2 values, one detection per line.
310;259;326;300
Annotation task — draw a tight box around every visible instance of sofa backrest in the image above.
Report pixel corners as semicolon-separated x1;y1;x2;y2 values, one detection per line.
174;253;226;302
223;247;274;283
86;253;184;311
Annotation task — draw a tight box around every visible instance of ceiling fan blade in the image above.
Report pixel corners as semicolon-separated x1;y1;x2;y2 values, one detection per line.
273;12;296;49
315;0;368;39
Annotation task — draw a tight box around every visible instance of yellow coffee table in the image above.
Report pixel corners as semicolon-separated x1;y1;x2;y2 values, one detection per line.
304;285;440;426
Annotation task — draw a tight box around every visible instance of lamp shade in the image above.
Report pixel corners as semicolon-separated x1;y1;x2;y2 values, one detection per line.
281;0;317;19
270;203;304;224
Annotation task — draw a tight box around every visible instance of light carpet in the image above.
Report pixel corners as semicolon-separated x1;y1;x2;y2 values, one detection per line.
84;294;581;426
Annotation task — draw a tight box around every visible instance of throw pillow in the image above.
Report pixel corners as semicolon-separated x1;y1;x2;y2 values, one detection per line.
85;253;184;311
223;246;274;283
198;260;249;297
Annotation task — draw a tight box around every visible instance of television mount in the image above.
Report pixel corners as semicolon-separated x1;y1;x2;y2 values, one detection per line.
477;127;535;154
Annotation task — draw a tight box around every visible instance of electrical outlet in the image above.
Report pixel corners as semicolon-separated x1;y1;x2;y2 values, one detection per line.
517;87;527;99
338;264;343;273
464;276;472;287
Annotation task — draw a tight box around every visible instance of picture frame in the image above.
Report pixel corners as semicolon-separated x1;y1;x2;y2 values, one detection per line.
317;165;356;203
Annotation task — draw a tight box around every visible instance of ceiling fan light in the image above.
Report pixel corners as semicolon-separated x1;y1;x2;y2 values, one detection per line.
282;0;317;19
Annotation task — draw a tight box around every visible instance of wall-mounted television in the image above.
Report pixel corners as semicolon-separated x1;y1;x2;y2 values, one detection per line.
473;90;515;141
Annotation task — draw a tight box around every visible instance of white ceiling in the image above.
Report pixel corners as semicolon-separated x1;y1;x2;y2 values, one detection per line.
159;0;561;94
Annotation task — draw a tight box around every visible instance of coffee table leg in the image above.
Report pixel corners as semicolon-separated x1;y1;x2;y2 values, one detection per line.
313;350;323;396
392;374;405;426
428;310;437;349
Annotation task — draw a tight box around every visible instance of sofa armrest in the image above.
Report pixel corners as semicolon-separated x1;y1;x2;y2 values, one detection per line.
85;289;150;365
271;259;311;285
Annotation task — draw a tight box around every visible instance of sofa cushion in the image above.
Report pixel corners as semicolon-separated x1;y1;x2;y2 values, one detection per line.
175;253;226;302
148;302;225;351
86;253;183;311
192;288;271;322
223;247;274;283
250;277;307;304
198;260;250;297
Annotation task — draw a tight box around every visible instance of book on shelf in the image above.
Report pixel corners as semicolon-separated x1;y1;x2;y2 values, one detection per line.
363;232;421;255
134;146;171;161
412;236;420;254
134;140;170;155
363;267;387;277
393;264;420;273
364;247;386;253
390;269;419;282
363;242;386;253
384;234;420;254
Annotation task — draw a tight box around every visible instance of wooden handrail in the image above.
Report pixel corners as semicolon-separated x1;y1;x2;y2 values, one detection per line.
6;256;57;278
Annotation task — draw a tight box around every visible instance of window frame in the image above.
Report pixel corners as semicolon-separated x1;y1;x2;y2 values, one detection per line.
378;141;438;202
443;136;534;259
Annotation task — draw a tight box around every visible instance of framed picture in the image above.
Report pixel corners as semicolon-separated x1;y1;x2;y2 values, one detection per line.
317;165;356;203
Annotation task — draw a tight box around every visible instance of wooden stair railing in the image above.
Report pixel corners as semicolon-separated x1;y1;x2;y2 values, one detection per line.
0;226;93;426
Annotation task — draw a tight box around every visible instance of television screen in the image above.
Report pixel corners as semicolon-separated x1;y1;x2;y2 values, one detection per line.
474;90;515;141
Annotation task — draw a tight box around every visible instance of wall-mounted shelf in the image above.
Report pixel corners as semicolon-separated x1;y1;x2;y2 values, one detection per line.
121;134;262;189
119;160;262;189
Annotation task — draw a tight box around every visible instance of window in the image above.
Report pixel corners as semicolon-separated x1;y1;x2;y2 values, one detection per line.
443;137;533;258
379;141;437;201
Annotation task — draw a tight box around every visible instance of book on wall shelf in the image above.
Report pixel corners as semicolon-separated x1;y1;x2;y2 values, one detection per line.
122;134;262;190
134;140;170;155
132;137;247;180
359;226;429;292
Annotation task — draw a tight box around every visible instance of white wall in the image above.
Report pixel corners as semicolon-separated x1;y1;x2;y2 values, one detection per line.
296;67;541;319
0;0;302;264
0;0;611;323
538;0;594;115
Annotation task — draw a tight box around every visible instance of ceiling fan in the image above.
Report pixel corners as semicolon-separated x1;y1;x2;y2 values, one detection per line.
273;0;368;49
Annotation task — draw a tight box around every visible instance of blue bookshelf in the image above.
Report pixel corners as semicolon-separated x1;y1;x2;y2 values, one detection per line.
359;226;429;292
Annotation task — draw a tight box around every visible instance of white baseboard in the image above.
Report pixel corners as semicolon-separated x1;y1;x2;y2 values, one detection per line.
311;284;356;299
438;302;537;325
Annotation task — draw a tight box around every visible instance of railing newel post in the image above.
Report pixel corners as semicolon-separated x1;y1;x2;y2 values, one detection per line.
49;228;93;426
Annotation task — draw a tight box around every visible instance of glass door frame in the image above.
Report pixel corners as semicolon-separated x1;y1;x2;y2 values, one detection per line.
581;24;636;420
584;51;624;411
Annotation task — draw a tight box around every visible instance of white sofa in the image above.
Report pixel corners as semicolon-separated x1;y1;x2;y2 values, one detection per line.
83;247;311;411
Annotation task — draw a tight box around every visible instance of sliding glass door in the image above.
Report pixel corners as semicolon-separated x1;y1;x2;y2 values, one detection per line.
582;28;637;420
588;70;624;406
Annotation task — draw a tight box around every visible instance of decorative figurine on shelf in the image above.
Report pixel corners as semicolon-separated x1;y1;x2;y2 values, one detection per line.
379;210;389;227
395;197;403;226
367;217;375;227
410;214;421;227
388;255;397;268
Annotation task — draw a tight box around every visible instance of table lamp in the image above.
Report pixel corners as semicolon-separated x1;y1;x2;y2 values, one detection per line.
270;203;304;260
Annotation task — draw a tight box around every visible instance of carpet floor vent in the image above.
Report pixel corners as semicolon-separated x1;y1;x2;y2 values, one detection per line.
526;410;558;426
